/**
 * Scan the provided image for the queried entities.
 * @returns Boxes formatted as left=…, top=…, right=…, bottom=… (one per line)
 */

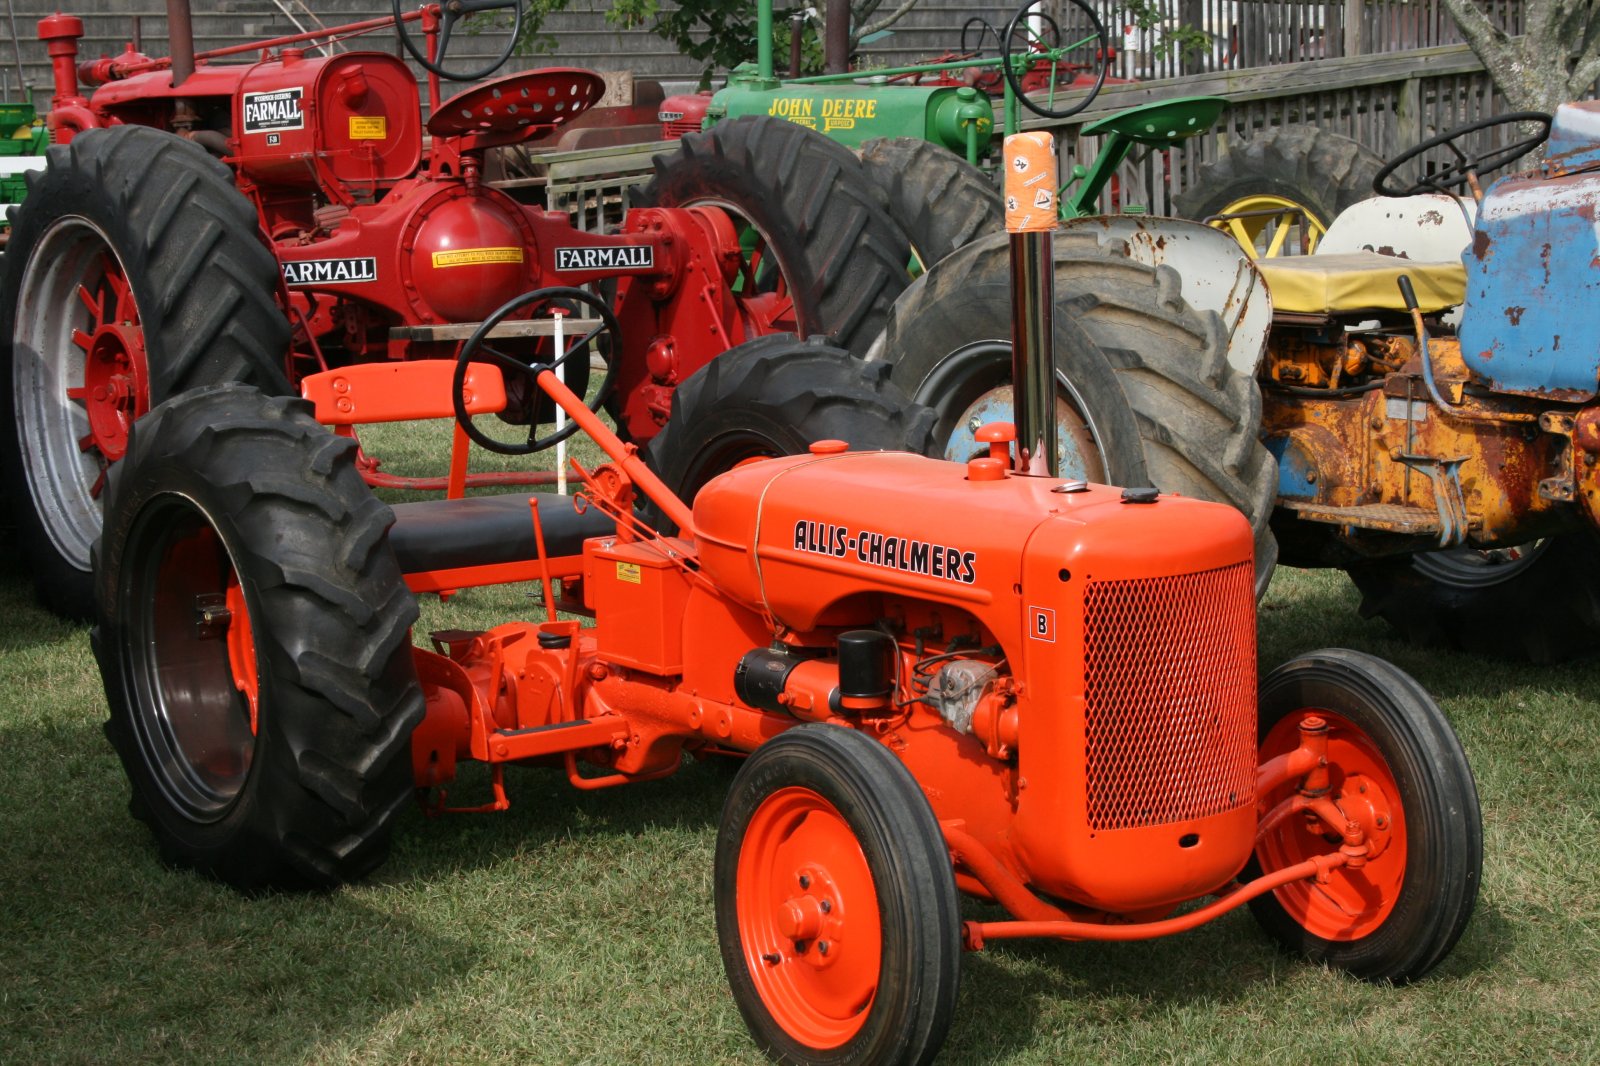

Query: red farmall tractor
left=0, top=0, right=911, bottom=619
left=85, top=128, right=1483, bottom=1066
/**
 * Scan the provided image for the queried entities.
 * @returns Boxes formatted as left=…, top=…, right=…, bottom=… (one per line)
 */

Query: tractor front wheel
left=1248, top=649, right=1481, bottom=982
left=642, top=334, right=934, bottom=529
left=1, top=126, right=291, bottom=620
left=94, top=385, right=423, bottom=890
left=1346, top=533, right=1600, bottom=663
left=869, top=229, right=1278, bottom=595
left=716, top=725, right=962, bottom=1066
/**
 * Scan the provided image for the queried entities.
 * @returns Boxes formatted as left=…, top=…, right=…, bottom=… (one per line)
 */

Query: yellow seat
left=1256, top=252, right=1466, bottom=315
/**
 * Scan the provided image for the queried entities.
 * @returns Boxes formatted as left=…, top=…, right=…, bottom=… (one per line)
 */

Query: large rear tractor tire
left=858, top=138, right=1002, bottom=272
left=1249, top=649, right=1481, bottom=982
left=1175, top=125, right=1385, bottom=257
left=1347, top=534, right=1600, bottom=663
left=639, top=116, right=911, bottom=356
left=1, top=126, right=292, bottom=621
left=869, top=230, right=1278, bottom=595
left=716, top=725, right=962, bottom=1065
left=643, top=334, right=936, bottom=527
left=94, top=385, right=423, bottom=891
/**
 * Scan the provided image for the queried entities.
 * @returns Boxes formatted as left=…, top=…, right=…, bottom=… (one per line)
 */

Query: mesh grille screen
left=1083, top=562, right=1257, bottom=830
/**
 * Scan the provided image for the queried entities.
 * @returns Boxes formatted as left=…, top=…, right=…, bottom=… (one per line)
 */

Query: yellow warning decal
left=348, top=116, right=387, bottom=140
left=616, top=562, right=642, bottom=584
left=431, top=246, right=526, bottom=269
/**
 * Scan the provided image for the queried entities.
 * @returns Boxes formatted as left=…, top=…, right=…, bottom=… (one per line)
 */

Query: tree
left=1440, top=0, right=1600, bottom=113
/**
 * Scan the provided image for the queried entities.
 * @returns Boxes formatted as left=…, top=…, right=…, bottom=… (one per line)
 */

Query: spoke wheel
left=1, top=126, right=290, bottom=621
left=1211, top=193, right=1329, bottom=258
left=717, top=725, right=961, bottom=1066
left=1175, top=125, right=1385, bottom=260
left=1247, top=649, right=1480, bottom=982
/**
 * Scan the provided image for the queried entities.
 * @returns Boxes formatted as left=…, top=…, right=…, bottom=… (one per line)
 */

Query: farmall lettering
left=792, top=518, right=977, bottom=584
left=554, top=245, right=655, bottom=272
left=281, top=257, right=379, bottom=285
left=242, top=88, right=304, bottom=133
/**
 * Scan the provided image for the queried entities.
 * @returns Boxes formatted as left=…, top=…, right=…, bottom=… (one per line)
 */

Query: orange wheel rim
left=736, top=786, right=881, bottom=1048
left=1256, top=710, right=1406, bottom=940
left=224, top=577, right=260, bottom=735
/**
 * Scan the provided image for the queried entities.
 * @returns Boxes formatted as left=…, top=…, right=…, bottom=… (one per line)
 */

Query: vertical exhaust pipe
left=1004, top=132, right=1059, bottom=477
left=165, top=0, right=197, bottom=129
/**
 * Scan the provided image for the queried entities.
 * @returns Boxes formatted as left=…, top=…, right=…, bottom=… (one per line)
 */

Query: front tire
left=1, top=126, right=291, bottom=620
left=870, top=230, right=1278, bottom=594
left=94, top=385, right=423, bottom=890
left=716, top=725, right=962, bottom=1066
left=1249, top=649, right=1481, bottom=982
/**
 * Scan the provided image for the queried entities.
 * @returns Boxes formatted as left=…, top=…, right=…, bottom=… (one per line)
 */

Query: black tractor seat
left=388, top=492, right=616, bottom=575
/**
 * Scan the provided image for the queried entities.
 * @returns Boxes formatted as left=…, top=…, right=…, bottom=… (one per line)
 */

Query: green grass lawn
left=1, top=425, right=1597, bottom=1063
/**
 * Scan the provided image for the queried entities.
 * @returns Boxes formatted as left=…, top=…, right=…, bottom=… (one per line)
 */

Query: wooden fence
left=533, top=39, right=1512, bottom=226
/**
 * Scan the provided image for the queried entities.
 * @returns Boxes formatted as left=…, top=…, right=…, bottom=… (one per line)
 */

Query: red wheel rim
left=64, top=252, right=149, bottom=468
left=1256, top=710, right=1406, bottom=940
left=736, top=786, right=881, bottom=1048
left=225, top=577, right=261, bottom=735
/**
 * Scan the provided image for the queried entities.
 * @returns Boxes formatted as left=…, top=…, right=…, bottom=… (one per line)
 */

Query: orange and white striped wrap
left=1003, top=131, right=1058, bottom=233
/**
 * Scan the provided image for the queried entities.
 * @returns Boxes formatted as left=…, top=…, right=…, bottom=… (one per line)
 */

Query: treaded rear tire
left=858, top=138, right=1002, bottom=270
left=870, top=230, right=1278, bottom=594
left=1347, top=533, right=1600, bottom=663
left=639, top=116, right=911, bottom=356
left=643, top=334, right=935, bottom=529
left=2, top=126, right=291, bottom=621
left=94, top=385, right=422, bottom=890
left=1175, top=125, right=1384, bottom=253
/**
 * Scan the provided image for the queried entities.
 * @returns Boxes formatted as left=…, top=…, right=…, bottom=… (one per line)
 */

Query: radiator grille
left=660, top=118, right=702, bottom=140
left=1083, top=562, right=1257, bottom=831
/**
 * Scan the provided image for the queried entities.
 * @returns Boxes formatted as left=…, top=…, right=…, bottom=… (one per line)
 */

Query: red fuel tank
left=234, top=50, right=422, bottom=189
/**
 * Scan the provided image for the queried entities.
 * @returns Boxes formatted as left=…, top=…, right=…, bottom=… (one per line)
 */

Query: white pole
left=553, top=309, right=568, bottom=495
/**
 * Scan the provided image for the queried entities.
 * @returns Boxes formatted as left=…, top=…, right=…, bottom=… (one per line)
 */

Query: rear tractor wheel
left=857, top=138, right=1002, bottom=272
left=640, top=116, right=911, bottom=356
left=1347, top=533, right=1600, bottom=663
left=643, top=334, right=935, bottom=529
left=1249, top=649, right=1481, bottom=982
left=1175, top=125, right=1384, bottom=257
left=1, top=125, right=291, bottom=620
left=716, top=725, right=962, bottom=1066
left=94, top=385, right=423, bottom=890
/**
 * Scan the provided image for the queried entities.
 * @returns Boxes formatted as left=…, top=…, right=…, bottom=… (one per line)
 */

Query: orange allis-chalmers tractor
left=90, top=144, right=1483, bottom=1064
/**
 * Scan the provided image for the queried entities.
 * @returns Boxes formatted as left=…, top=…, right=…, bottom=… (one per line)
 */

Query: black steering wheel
left=393, top=0, right=523, bottom=82
left=1373, top=111, right=1552, bottom=196
left=961, top=16, right=1001, bottom=55
left=453, top=286, right=621, bottom=456
left=1002, top=0, right=1109, bottom=120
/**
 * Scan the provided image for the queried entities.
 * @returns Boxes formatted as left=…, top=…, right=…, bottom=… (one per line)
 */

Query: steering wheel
left=961, top=16, right=1001, bottom=54
left=393, top=0, right=524, bottom=83
left=1002, top=0, right=1108, bottom=120
left=453, top=286, right=621, bottom=456
left=1373, top=111, right=1552, bottom=197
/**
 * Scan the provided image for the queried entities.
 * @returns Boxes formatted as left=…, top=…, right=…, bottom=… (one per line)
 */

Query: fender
left=1059, top=215, right=1271, bottom=377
